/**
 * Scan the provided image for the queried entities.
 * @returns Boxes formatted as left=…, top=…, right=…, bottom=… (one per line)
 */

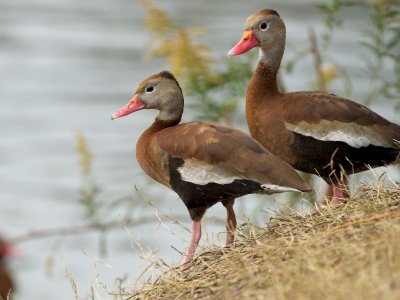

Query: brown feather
left=156, top=121, right=310, bottom=192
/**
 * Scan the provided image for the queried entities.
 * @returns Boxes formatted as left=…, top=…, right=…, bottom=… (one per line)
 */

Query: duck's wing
left=157, top=121, right=311, bottom=192
left=283, top=92, right=400, bottom=149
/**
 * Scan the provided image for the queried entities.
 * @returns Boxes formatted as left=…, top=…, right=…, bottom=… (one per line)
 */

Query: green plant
left=283, top=0, right=354, bottom=95
left=139, top=0, right=253, bottom=123
left=316, top=0, right=354, bottom=48
left=362, top=0, right=400, bottom=106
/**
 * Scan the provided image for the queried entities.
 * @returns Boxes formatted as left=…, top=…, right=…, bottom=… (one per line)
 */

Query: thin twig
left=8, top=215, right=190, bottom=244
left=308, top=27, right=326, bottom=92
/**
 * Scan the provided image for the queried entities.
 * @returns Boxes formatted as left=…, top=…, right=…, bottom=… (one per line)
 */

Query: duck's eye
left=145, top=85, right=155, bottom=93
left=259, top=21, right=269, bottom=31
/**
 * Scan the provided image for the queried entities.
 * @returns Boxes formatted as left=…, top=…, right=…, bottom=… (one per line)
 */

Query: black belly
left=291, top=132, right=399, bottom=183
left=168, top=157, right=264, bottom=220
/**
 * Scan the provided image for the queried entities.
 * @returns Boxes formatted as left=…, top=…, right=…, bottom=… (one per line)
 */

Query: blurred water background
left=0, top=0, right=399, bottom=299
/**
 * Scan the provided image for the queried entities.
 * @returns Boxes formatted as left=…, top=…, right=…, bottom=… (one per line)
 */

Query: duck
left=228, top=9, right=400, bottom=204
left=0, top=238, right=15, bottom=299
left=112, top=71, right=311, bottom=264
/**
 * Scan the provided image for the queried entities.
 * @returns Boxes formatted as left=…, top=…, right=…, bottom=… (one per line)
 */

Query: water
left=0, top=0, right=399, bottom=299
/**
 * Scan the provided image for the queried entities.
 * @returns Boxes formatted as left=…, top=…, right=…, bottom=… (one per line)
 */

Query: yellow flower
left=319, top=63, right=337, bottom=83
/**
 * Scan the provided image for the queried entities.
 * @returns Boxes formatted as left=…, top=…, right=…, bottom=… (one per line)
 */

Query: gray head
left=112, top=71, right=184, bottom=122
left=228, top=9, right=286, bottom=68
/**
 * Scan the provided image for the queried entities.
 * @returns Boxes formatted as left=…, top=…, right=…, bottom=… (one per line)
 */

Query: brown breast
left=136, top=120, right=172, bottom=189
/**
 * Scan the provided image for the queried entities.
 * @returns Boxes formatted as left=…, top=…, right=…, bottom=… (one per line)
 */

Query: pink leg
left=181, top=220, right=201, bottom=265
left=318, top=184, right=348, bottom=208
left=225, top=203, right=237, bottom=246
left=330, top=185, right=347, bottom=204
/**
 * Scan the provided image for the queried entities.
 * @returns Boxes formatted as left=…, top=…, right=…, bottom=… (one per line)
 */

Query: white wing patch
left=178, top=159, right=306, bottom=193
left=178, top=159, right=240, bottom=185
left=261, top=184, right=301, bottom=193
left=285, top=120, right=391, bottom=148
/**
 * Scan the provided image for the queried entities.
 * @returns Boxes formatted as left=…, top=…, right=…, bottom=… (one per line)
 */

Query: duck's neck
left=247, top=52, right=281, bottom=104
left=138, top=117, right=180, bottom=150
left=143, top=117, right=181, bottom=137
left=258, top=46, right=283, bottom=73
left=246, top=48, right=283, bottom=127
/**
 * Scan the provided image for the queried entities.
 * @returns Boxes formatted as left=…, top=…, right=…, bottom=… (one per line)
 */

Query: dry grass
left=128, top=184, right=400, bottom=300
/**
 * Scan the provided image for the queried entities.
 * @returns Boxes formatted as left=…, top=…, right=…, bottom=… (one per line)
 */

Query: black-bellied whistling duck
left=0, top=238, right=14, bottom=299
left=228, top=9, right=400, bottom=204
left=112, top=71, right=311, bottom=264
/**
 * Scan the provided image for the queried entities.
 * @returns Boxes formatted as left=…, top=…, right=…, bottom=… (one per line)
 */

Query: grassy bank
left=129, top=185, right=400, bottom=300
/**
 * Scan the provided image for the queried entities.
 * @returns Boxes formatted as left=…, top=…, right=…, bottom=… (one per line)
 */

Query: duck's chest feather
left=136, top=129, right=171, bottom=189
left=246, top=95, right=296, bottom=164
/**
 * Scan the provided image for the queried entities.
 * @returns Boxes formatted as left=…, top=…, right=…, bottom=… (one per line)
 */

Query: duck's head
left=228, top=9, right=285, bottom=58
left=112, top=71, right=184, bottom=123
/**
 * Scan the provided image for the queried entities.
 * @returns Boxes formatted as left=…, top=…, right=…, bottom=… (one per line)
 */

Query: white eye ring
left=259, top=21, right=269, bottom=31
left=145, top=85, right=155, bottom=93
